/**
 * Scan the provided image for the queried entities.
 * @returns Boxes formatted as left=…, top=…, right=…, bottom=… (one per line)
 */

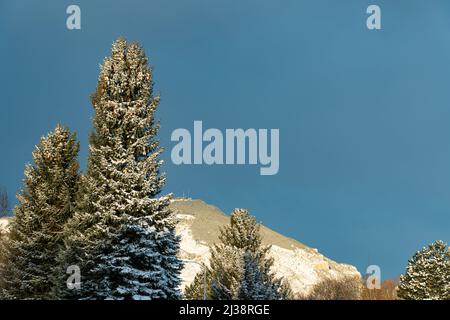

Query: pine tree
left=210, top=244, right=244, bottom=299
left=398, top=240, right=450, bottom=300
left=238, top=251, right=281, bottom=300
left=183, top=263, right=211, bottom=300
left=0, top=125, right=80, bottom=299
left=184, top=209, right=291, bottom=300
left=59, top=38, right=182, bottom=300
left=0, top=226, right=7, bottom=265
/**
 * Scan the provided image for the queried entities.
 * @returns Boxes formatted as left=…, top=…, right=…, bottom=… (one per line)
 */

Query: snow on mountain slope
left=0, top=200, right=361, bottom=296
left=0, top=217, right=8, bottom=230
left=171, top=198, right=361, bottom=295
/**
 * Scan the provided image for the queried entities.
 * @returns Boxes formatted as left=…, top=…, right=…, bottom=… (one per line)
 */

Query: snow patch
left=176, top=218, right=210, bottom=290
left=0, top=218, right=9, bottom=230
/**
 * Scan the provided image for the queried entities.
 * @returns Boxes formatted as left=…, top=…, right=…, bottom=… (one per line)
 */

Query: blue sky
left=1, top=0, right=450, bottom=279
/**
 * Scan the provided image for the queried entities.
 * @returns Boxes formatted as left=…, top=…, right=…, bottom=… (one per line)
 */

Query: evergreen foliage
left=59, top=38, right=182, bottom=300
left=184, top=209, right=292, bottom=300
left=398, top=240, right=450, bottom=300
left=0, top=125, right=80, bottom=299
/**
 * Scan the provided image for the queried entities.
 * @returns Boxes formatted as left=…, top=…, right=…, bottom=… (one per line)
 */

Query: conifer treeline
left=0, top=38, right=293, bottom=300
left=0, top=38, right=182, bottom=300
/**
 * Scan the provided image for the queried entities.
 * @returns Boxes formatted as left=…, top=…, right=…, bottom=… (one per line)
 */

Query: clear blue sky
left=1, top=0, right=450, bottom=279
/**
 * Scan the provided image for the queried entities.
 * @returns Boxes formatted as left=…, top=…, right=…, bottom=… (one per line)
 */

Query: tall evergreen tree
left=398, top=240, right=450, bottom=300
left=0, top=125, right=80, bottom=299
left=185, top=209, right=292, bottom=300
left=60, top=38, right=182, bottom=300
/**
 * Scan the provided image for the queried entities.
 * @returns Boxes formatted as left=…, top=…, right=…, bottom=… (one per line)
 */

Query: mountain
left=172, top=198, right=361, bottom=295
left=0, top=199, right=361, bottom=296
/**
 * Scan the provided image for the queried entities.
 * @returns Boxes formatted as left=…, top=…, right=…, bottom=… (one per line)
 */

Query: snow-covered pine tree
left=0, top=125, right=80, bottom=299
left=184, top=209, right=292, bottom=300
left=238, top=251, right=280, bottom=300
left=398, top=240, right=450, bottom=300
left=210, top=244, right=244, bottom=300
left=0, top=225, right=7, bottom=270
left=60, top=38, right=182, bottom=300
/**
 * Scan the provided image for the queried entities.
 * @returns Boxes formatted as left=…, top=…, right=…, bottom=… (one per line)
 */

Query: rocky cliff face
left=172, top=198, right=361, bottom=296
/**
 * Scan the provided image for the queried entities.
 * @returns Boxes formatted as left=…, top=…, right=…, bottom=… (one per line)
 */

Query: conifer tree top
left=398, top=240, right=450, bottom=300
left=60, top=38, right=182, bottom=300
left=93, top=38, right=155, bottom=105
left=218, top=208, right=265, bottom=252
